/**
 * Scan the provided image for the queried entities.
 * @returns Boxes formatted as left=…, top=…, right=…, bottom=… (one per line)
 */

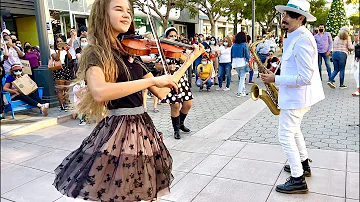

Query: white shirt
left=275, top=26, right=325, bottom=109
left=219, top=46, right=232, bottom=63
left=3, top=47, right=23, bottom=74
left=50, top=47, right=75, bottom=64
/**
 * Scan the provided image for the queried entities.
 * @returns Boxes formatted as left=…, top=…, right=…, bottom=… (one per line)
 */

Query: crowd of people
left=0, top=25, right=88, bottom=122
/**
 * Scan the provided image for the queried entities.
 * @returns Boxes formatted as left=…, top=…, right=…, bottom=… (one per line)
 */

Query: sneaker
left=153, top=108, right=159, bottom=113
left=207, top=88, right=211, bottom=92
left=43, top=103, right=50, bottom=108
left=327, top=81, right=335, bottom=89
left=79, top=119, right=87, bottom=126
left=339, top=85, right=348, bottom=89
left=0, top=115, right=5, bottom=120
left=236, top=92, right=246, bottom=98
left=223, top=87, right=230, bottom=91
left=352, top=91, right=360, bottom=96
left=216, top=87, right=223, bottom=91
left=199, top=88, right=203, bottom=92
left=248, top=81, right=254, bottom=84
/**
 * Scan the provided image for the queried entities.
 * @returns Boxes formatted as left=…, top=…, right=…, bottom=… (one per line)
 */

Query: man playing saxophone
left=260, top=0, right=325, bottom=194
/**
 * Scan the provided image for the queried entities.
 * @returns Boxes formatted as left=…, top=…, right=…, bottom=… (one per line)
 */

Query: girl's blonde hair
left=75, top=0, right=136, bottom=122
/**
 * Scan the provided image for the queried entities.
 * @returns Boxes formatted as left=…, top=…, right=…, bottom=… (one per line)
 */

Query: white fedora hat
left=275, top=0, right=316, bottom=22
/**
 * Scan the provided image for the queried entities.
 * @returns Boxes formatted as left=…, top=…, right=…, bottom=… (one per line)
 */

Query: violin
left=121, top=35, right=214, bottom=60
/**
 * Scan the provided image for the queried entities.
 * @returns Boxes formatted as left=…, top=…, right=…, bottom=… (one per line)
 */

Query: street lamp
left=252, top=0, right=255, bottom=41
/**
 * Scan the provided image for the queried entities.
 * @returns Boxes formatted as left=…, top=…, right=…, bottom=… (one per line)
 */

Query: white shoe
left=216, top=87, right=223, bottom=91
left=223, top=87, right=230, bottom=91
left=236, top=92, right=246, bottom=97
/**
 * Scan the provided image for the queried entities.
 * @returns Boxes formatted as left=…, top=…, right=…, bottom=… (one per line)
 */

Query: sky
left=325, top=0, right=359, bottom=17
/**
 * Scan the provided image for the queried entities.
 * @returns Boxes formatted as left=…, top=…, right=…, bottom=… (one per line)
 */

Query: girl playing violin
left=156, top=27, right=194, bottom=140
left=52, top=0, right=204, bottom=201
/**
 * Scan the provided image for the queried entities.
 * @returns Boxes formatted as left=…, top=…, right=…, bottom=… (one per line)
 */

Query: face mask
left=205, top=49, right=210, bottom=52
left=319, top=29, right=324, bottom=33
left=201, top=61, right=207, bottom=65
left=14, top=71, right=22, bottom=76
left=5, top=40, right=9, bottom=44
left=25, top=45, right=31, bottom=49
left=198, top=37, right=203, bottom=42
left=80, top=42, right=88, bottom=48
left=223, top=42, right=228, bottom=46
left=16, top=44, right=22, bottom=48
left=210, top=40, right=215, bottom=45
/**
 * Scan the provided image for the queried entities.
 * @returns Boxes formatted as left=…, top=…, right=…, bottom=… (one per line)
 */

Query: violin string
left=146, top=0, right=168, bottom=75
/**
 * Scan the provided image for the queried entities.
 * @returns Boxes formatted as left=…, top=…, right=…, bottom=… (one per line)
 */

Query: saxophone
left=250, top=31, right=280, bottom=115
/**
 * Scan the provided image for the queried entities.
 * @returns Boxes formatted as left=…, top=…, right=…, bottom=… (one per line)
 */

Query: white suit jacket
left=275, top=26, right=325, bottom=109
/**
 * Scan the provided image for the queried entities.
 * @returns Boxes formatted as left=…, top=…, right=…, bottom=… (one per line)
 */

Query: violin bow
left=146, top=0, right=169, bottom=75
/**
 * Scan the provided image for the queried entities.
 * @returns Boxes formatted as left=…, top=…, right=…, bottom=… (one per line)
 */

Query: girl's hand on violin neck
left=152, top=75, right=179, bottom=93
left=188, top=44, right=205, bottom=62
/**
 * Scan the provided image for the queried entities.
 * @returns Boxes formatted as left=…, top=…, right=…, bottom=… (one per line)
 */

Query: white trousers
left=354, top=64, right=359, bottom=88
left=278, top=107, right=310, bottom=177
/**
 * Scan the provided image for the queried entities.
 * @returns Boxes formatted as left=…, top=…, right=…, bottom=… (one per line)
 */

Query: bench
left=2, top=74, right=44, bottom=119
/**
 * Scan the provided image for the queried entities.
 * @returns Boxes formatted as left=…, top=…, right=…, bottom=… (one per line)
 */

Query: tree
left=349, top=12, right=360, bottom=28
left=224, top=0, right=252, bottom=33
left=131, top=0, right=188, bottom=30
left=186, top=0, right=229, bottom=36
left=326, top=0, right=347, bottom=37
left=252, top=0, right=287, bottom=33
left=309, top=0, right=329, bottom=27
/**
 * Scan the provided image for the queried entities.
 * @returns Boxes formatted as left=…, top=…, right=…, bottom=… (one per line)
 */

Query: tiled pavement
left=1, top=119, right=359, bottom=202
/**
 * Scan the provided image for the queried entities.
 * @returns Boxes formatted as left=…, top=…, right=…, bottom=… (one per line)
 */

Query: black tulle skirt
left=53, top=107, right=173, bottom=201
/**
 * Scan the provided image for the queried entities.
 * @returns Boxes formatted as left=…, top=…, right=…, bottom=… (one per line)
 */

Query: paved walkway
left=1, top=54, right=359, bottom=202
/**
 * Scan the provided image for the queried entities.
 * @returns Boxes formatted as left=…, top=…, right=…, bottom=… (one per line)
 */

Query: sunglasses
left=13, top=69, right=22, bottom=72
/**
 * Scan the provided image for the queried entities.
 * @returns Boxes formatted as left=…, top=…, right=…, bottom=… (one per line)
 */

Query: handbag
left=48, top=58, right=63, bottom=71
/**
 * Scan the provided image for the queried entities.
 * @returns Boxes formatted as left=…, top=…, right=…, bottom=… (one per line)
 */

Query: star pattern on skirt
left=104, top=174, right=111, bottom=183
left=97, top=165, right=104, bottom=171
left=115, top=179, right=123, bottom=187
left=76, top=156, right=83, bottom=163
left=103, top=150, right=109, bottom=155
left=139, top=150, right=143, bottom=156
left=112, top=144, right=116, bottom=150
left=129, top=144, right=134, bottom=149
left=144, top=135, right=148, bottom=140
left=155, top=154, right=161, bottom=160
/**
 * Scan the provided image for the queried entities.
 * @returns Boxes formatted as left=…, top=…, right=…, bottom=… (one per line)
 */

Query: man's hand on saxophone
left=260, top=69, right=275, bottom=84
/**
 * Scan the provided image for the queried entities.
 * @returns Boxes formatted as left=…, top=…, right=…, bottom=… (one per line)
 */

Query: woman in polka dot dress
left=157, top=27, right=193, bottom=139
left=50, top=36, right=75, bottom=111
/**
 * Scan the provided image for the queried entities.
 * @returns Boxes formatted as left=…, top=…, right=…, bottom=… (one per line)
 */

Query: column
left=215, top=21, right=218, bottom=38
left=225, top=21, right=229, bottom=36
left=33, top=0, right=58, bottom=106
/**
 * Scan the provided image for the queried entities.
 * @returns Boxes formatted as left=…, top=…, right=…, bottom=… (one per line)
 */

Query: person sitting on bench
left=3, top=64, right=49, bottom=116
